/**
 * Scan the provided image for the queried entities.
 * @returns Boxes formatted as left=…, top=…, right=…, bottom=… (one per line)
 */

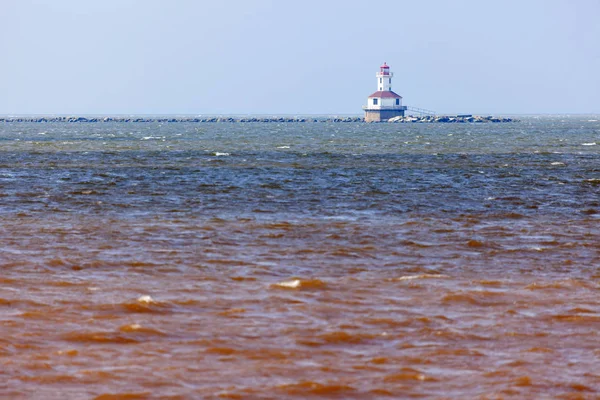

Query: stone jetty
left=0, top=116, right=363, bottom=123
left=0, top=115, right=516, bottom=123
left=387, top=115, right=516, bottom=123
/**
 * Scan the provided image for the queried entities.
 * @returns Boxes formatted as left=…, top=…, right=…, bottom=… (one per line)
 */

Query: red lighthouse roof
left=380, top=62, right=389, bottom=69
left=368, top=90, right=402, bottom=99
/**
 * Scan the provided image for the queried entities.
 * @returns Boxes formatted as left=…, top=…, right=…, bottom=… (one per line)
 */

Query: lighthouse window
left=396, top=99, right=400, bottom=105
left=373, top=99, right=378, bottom=105
left=379, top=78, right=382, bottom=83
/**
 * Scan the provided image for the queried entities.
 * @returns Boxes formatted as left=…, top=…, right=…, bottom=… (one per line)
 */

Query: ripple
left=1, top=117, right=600, bottom=398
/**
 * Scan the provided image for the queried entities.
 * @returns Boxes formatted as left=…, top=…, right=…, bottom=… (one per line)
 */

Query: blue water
left=1, top=116, right=599, bottom=221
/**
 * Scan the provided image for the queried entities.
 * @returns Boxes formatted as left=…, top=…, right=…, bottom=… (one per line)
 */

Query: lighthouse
left=363, top=62, right=407, bottom=122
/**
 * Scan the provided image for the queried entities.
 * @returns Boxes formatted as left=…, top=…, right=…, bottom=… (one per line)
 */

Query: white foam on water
left=137, top=295, right=155, bottom=304
left=581, top=143, right=597, bottom=146
left=277, top=146, right=291, bottom=149
left=551, top=162, right=565, bottom=166
left=214, top=152, right=230, bottom=156
left=275, top=279, right=301, bottom=288
left=395, top=274, right=449, bottom=281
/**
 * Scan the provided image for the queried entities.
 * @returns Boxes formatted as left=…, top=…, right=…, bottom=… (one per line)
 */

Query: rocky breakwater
left=0, top=115, right=516, bottom=123
left=0, top=116, right=365, bottom=123
left=388, top=115, right=516, bottom=123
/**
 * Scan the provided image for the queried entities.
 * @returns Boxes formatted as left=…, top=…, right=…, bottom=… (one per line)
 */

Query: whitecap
left=274, top=279, right=301, bottom=288
left=214, top=152, right=230, bottom=156
left=395, top=274, right=449, bottom=281
left=551, top=162, right=565, bottom=166
left=137, top=295, right=155, bottom=304
left=582, top=143, right=597, bottom=146
left=277, top=146, right=291, bottom=149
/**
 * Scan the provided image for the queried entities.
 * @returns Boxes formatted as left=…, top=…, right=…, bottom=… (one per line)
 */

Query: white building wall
left=367, top=96, right=403, bottom=109
left=376, top=72, right=394, bottom=91
left=381, top=97, right=401, bottom=107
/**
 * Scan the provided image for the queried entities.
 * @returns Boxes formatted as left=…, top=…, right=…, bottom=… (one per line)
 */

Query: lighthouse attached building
left=363, top=63, right=407, bottom=122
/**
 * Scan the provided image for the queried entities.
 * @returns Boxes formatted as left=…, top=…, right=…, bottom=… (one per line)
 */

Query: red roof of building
left=368, top=90, right=402, bottom=99
left=380, top=62, right=389, bottom=69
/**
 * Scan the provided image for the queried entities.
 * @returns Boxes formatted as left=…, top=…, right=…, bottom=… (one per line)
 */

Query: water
left=1, top=116, right=599, bottom=398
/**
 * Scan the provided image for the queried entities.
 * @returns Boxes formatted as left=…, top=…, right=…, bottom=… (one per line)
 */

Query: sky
left=1, top=0, right=599, bottom=115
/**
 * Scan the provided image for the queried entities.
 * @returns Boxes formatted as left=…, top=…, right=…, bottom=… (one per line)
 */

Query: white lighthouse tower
left=363, top=62, right=407, bottom=122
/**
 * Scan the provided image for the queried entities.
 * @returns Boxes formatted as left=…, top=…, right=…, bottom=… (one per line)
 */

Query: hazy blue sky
left=1, top=0, right=599, bottom=115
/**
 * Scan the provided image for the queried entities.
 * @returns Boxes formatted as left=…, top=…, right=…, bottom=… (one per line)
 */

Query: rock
left=0, top=115, right=517, bottom=124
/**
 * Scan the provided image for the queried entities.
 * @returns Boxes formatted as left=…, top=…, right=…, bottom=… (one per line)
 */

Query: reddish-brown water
left=1, top=118, right=599, bottom=398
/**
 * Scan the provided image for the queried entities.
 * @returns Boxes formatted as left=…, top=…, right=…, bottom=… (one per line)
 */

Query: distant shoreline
left=0, top=115, right=517, bottom=123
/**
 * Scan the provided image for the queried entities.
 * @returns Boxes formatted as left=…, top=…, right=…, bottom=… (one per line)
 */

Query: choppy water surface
left=1, top=116, right=599, bottom=399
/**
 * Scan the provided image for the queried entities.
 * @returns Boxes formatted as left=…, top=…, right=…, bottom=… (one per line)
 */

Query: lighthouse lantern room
left=363, top=62, right=407, bottom=122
